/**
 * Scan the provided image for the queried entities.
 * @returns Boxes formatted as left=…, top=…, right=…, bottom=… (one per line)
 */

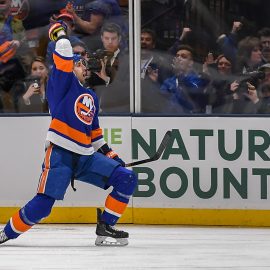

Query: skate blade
left=0, top=240, right=8, bottom=245
left=95, top=236, right=128, bottom=247
left=0, top=239, right=9, bottom=245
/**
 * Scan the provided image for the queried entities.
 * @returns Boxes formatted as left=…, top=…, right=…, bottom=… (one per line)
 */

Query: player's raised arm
left=47, top=21, right=75, bottom=113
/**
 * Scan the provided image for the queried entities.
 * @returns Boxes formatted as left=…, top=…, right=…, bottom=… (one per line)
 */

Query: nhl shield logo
left=74, top=94, right=96, bottom=125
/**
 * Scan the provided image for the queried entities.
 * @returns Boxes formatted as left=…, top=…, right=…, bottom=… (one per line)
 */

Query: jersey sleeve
left=46, top=38, right=74, bottom=114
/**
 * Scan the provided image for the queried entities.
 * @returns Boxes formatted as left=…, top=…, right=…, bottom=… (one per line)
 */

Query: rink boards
left=2, top=207, right=270, bottom=226
left=0, top=116, right=270, bottom=226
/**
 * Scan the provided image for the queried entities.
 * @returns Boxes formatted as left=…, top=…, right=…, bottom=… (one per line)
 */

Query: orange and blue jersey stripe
left=53, top=52, right=73, bottom=72
left=49, top=119, right=91, bottom=146
left=0, top=41, right=16, bottom=63
left=37, top=144, right=53, bottom=194
left=91, top=128, right=103, bottom=142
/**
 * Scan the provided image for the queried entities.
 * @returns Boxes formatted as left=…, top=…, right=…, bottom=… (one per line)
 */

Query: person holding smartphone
left=8, top=56, right=49, bottom=113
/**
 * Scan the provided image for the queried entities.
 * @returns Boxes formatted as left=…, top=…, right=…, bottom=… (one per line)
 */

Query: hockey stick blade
left=125, top=130, right=172, bottom=167
left=152, top=130, right=172, bottom=160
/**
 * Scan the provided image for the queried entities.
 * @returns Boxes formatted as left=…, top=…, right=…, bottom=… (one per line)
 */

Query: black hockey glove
left=97, top=143, right=125, bottom=167
left=112, top=156, right=125, bottom=167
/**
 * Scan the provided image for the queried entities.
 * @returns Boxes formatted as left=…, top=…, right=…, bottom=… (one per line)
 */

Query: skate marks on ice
left=1, top=224, right=270, bottom=269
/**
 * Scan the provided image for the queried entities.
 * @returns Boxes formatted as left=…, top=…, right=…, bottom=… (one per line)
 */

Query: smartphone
left=33, top=79, right=40, bottom=89
left=25, top=76, right=40, bottom=89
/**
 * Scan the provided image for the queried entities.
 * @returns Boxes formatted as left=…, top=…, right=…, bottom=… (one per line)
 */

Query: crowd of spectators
left=139, top=20, right=270, bottom=114
left=0, top=0, right=270, bottom=115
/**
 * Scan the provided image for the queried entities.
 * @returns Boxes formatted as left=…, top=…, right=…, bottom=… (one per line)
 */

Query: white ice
left=1, top=224, right=270, bottom=270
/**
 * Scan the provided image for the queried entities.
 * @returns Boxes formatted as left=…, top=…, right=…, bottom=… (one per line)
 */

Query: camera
left=87, top=49, right=114, bottom=72
left=148, top=63, right=158, bottom=71
left=237, top=71, right=265, bottom=94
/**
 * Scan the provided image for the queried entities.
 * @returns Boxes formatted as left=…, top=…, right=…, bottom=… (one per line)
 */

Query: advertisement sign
left=132, top=117, right=270, bottom=210
left=1, top=116, right=270, bottom=225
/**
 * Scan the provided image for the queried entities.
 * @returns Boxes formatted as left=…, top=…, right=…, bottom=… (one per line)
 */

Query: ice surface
left=0, top=224, right=270, bottom=270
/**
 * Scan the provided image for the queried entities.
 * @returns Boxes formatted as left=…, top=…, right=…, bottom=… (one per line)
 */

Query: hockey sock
left=102, top=166, right=137, bottom=225
left=4, top=194, right=55, bottom=239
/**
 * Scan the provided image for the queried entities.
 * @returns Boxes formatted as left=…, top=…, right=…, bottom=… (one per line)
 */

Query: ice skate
left=0, top=230, right=9, bottom=244
left=95, top=208, right=129, bottom=246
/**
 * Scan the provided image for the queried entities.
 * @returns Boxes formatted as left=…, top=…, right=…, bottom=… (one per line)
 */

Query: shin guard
left=4, top=194, right=55, bottom=239
left=102, top=167, right=137, bottom=225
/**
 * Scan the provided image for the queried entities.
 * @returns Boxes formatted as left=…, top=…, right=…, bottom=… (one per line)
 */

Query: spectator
left=258, top=27, right=270, bottom=64
left=215, top=34, right=263, bottom=114
left=236, top=36, right=263, bottom=74
left=140, top=28, right=172, bottom=113
left=9, top=56, right=49, bottom=113
left=88, top=22, right=130, bottom=113
left=102, top=0, right=128, bottom=49
left=68, top=0, right=124, bottom=23
left=88, top=22, right=123, bottom=87
left=0, top=0, right=26, bottom=111
left=66, top=0, right=110, bottom=35
left=160, top=45, right=210, bottom=114
left=66, top=0, right=127, bottom=51
left=141, top=28, right=170, bottom=83
left=168, top=27, right=192, bottom=56
left=0, top=0, right=26, bottom=71
left=206, top=52, right=264, bottom=114
left=226, top=60, right=265, bottom=114
left=204, top=54, right=236, bottom=113
left=216, top=21, right=243, bottom=69
left=0, top=0, right=25, bottom=64
left=141, top=28, right=158, bottom=79
left=203, top=54, right=233, bottom=77
left=65, top=0, right=108, bottom=51
left=66, top=0, right=87, bottom=19
left=228, top=81, right=261, bottom=114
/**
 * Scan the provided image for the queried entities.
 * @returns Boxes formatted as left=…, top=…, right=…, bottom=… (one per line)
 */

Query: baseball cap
left=55, top=9, right=74, bottom=24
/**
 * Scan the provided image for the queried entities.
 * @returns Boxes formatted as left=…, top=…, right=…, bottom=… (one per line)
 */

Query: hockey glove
left=98, top=143, right=125, bottom=167
left=48, top=21, right=67, bottom=41
left=112, top=155, right=125, bottom=167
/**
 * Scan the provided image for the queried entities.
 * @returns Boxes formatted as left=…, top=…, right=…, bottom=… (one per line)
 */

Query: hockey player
left=0, top=20, right=137, bottom=246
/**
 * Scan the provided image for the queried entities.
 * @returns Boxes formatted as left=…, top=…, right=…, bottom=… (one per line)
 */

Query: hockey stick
left=125, top=130, right=172, bottom=167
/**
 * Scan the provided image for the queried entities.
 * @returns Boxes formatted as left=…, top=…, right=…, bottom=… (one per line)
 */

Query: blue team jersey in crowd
left=46, top=38, right=105, bottom=155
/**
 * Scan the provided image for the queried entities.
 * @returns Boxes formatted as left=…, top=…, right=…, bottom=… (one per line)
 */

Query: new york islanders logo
left=10, top=0, right=30, bottom=20
left=74, top=94, right=96, bottom=125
